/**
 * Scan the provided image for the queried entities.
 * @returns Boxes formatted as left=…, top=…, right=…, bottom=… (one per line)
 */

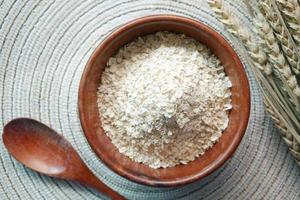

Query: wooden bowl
left=78, top=15, right=250, bottom=187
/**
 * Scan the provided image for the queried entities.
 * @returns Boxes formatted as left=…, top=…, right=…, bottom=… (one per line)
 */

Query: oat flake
left=97, top=32, right=232, bottom=168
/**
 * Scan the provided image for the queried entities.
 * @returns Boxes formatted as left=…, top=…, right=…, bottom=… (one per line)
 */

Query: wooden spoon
left=2, top=118, right=125, bottom=200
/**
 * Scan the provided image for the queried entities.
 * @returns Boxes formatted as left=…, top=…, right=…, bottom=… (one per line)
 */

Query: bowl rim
left=78, top=14, right=250, bottom=187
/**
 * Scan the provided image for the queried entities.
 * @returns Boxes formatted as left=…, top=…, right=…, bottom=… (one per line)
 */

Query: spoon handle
left=77, top=165, right=126, bottom=200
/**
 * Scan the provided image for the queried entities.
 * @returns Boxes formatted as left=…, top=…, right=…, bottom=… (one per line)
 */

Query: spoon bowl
left=3, top=118, right=125, bottom=200
left=4, top=119, right=74, bottom=178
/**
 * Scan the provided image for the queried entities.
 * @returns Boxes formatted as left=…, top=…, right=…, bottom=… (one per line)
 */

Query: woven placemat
left=0, top=0, right=299, bottom=199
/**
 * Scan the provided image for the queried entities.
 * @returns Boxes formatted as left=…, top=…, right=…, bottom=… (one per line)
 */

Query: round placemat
left=0, top=0, right=299, bottom=199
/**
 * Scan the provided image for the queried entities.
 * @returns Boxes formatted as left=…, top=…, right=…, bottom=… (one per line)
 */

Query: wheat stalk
left=257, top=72, right=300, bottom=164
left=259, top=0, right=300, bottom=75
left=275, top=0, right=300, bottom=51
left=263, top=93, right=300, bottom=165
left=209, top=0, right=300, bottom=165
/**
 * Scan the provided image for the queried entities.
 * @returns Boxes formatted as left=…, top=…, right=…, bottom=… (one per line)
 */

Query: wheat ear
left=275, top=0, right=300, bottom=51
left=259, top=0, right=300, bottom=75
left=255, top=13, right=300, bottom=114
left=209, top=0, right=300, bottom=165
left=208, top=0, right=271, bottom=75
left=250, top=49, right=300, bottom=166
left=208, top=0, right=295, bottom=125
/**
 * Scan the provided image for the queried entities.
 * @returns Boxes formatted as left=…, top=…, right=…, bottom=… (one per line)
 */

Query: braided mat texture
left=0, top=0, right=299, bottom=199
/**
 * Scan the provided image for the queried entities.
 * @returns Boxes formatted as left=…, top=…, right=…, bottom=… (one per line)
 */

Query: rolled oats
left=97, top=32, right=232, bottom=168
